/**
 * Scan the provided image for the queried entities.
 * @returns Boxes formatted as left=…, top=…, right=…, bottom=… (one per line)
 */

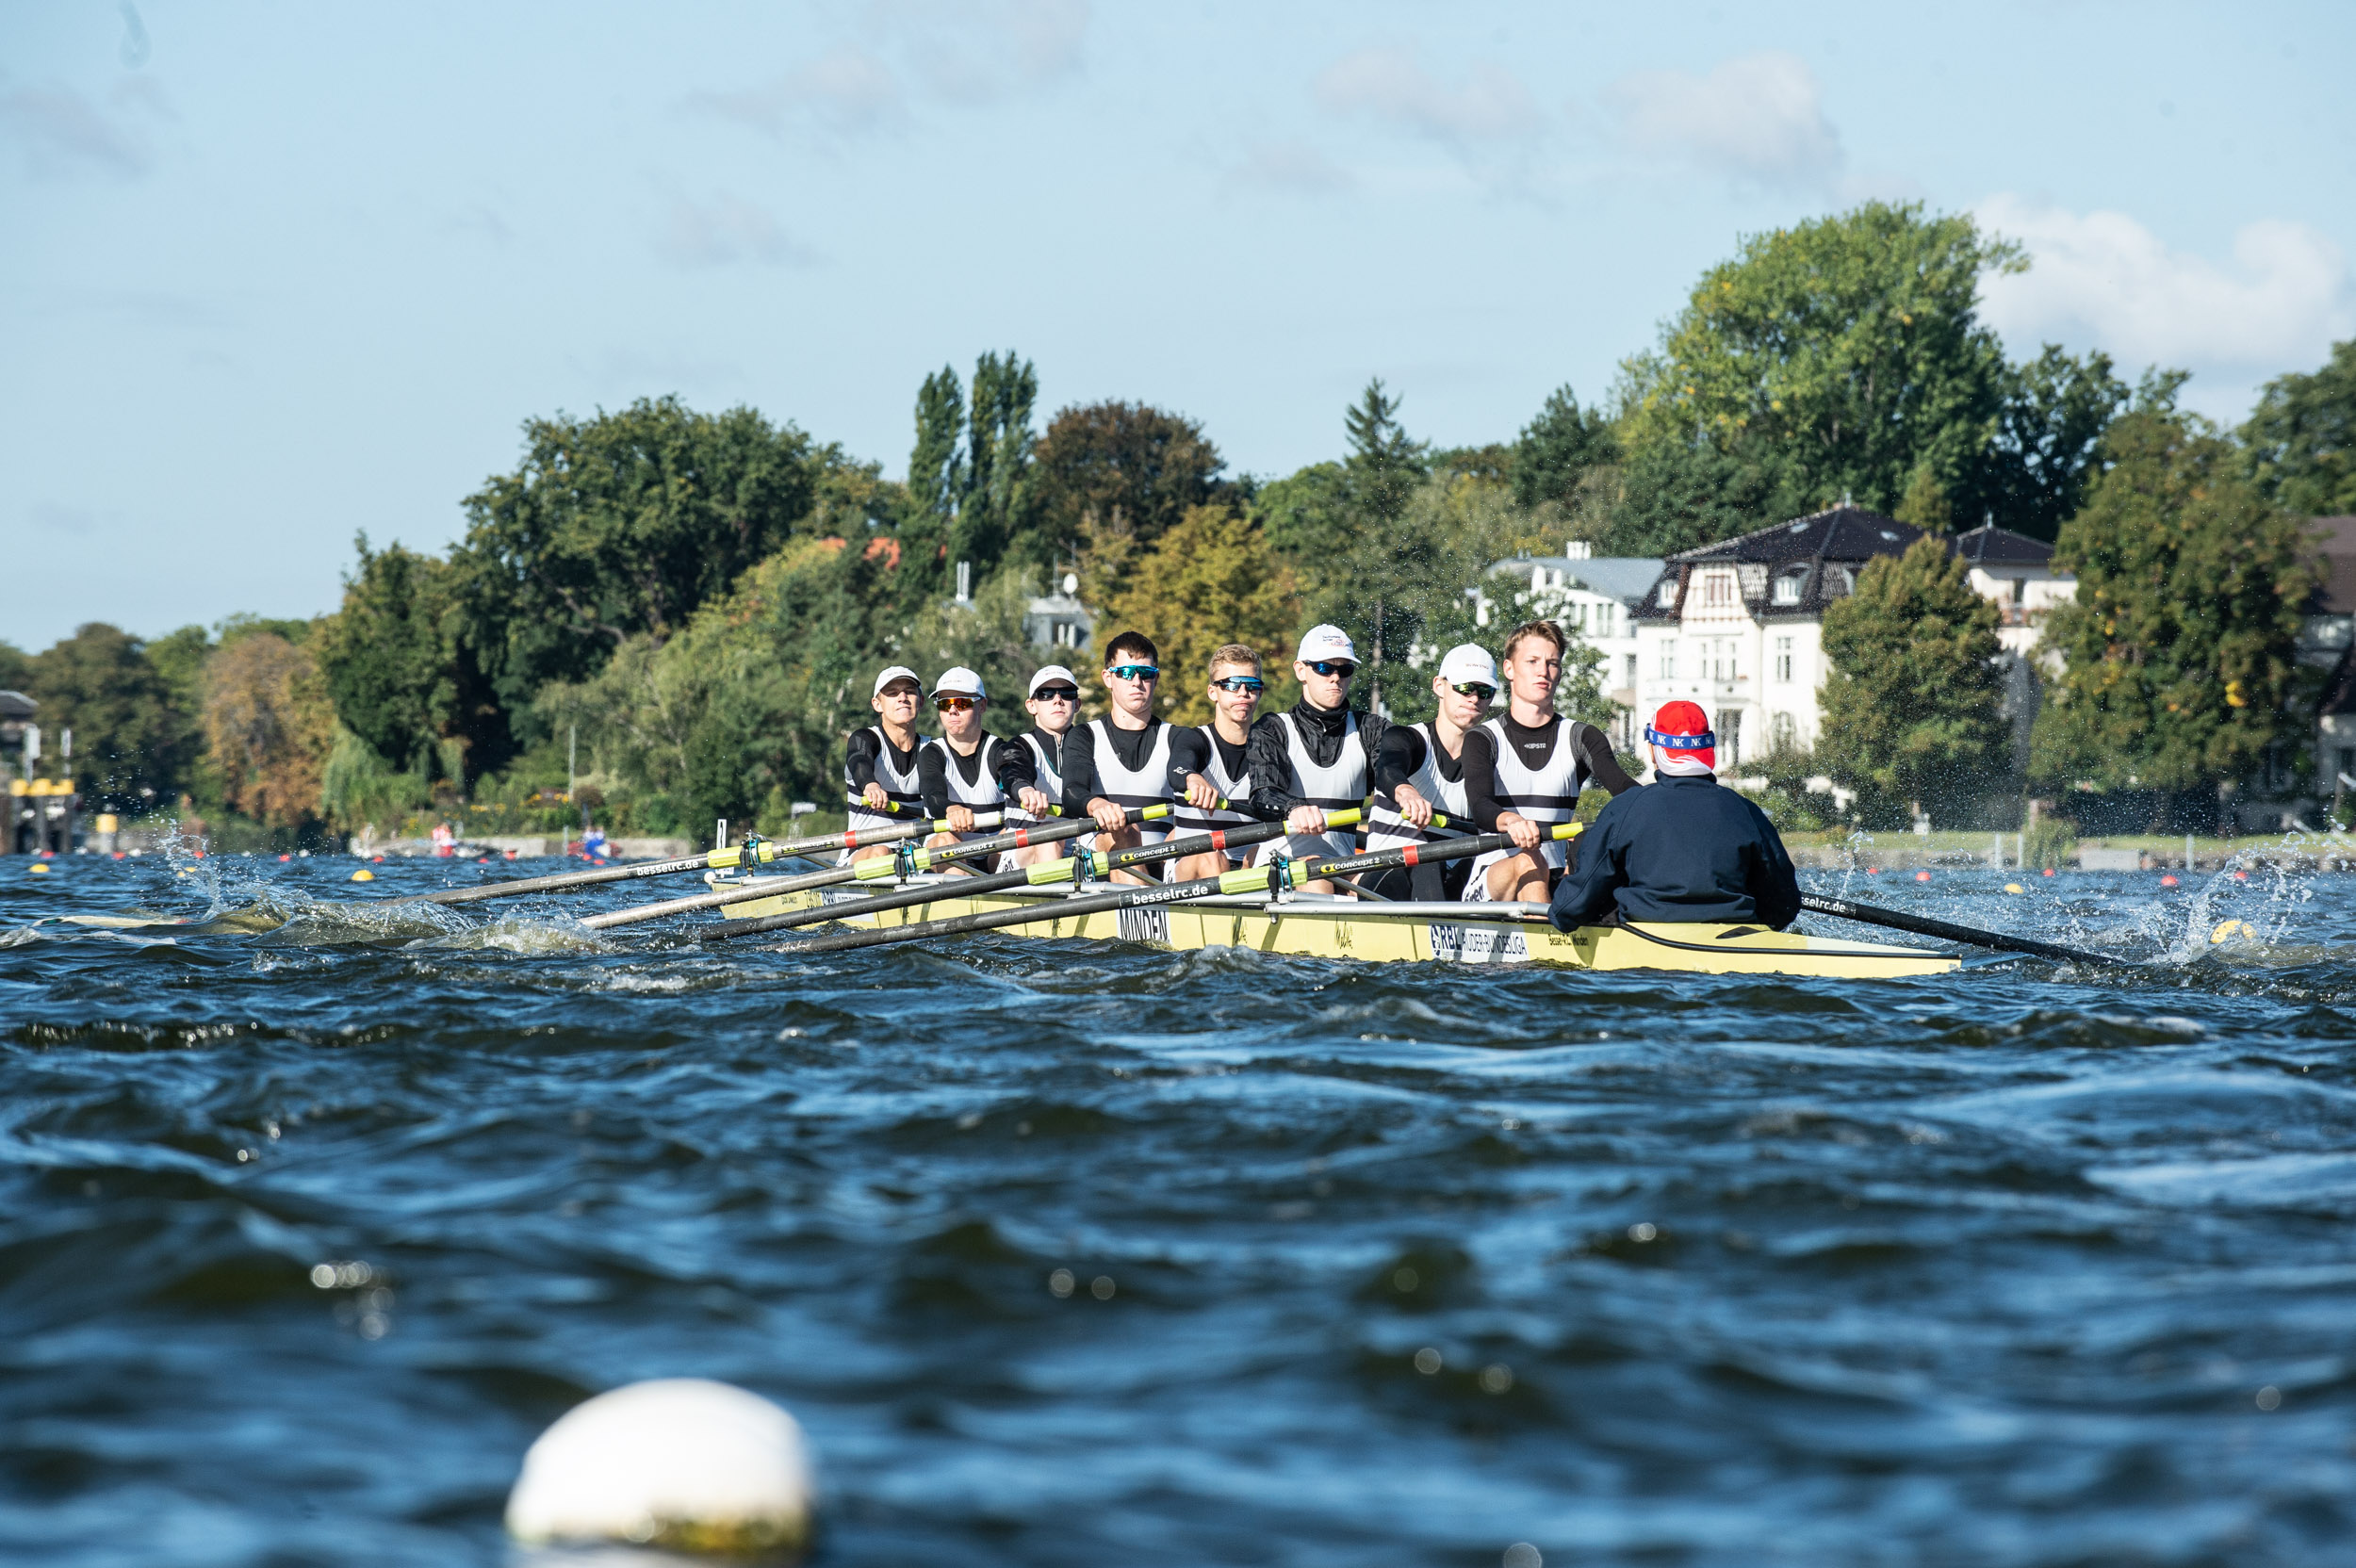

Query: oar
left=698, top=809, right=1341, bottom=941
left=775, top=823, right=1580, bottom=957
left=1800, top=893, right=2122, bottom=967
left=583, top=805, right=1166, bottom=930
left=391, top=797, right=1001, bottom=906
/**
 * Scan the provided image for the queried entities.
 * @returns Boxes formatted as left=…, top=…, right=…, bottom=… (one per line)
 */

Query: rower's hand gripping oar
left=698, top=806, right=1333, bottom=941
left=773, top=822, right=1579, bottom=957
left=390, top=796, right=1025, bottom=906
left=585, top=804, right=1170, bottom=931
left=1799, top=893, right=2123, bottom=967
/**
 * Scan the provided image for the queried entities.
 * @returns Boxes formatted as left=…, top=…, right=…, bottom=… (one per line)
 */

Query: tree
left=2030, top=410, right=2315, bottom=815
left=1578, top=440, right=1780, bottom=558
left=1815, top=535, right=2006, bottom=820
left=1512, top=385, right=1615, bottom=513
left=1964, top=345, right=2132, bottom=541
left=202, top=631, right=335, bottom=827
left=315, top=537, right=509, bottom=785
left=1026, top=400, right=1226, bottom=567
left=1098, top=506, right=1305, bottom=725
left=454, top=395, right=820, bottom=709
left=24, top=624, right=191, bottom=809
left=1616, top=202, right=2020, bottom=519
left=2245, top=337, right=2356, bottom=517
left=0, top=641, right=30, bottom=694
left=1892, top=466, right=1955, bottom=532
left=958, top=350, right=1039, bottom=573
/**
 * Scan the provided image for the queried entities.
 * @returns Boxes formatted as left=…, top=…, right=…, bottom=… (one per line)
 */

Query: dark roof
left=1952, top=522, right=2055, bottom=567
left=2309, top=516, right=2356, bottom=616
left=0, top=691, right=35, bottom=720
left=1669, top=503, right=1932, bottom=566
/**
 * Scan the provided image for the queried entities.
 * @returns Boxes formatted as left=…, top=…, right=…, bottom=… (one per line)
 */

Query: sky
left=5, top=0, right=2353, bottom=650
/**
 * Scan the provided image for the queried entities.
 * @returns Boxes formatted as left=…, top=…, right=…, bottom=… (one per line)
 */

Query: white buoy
left=505, top=1379, right=815, bottom=1558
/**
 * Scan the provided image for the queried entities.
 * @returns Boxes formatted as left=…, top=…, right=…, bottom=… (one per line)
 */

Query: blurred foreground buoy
left=2004, top=883, right=2024, bottom=894
left=506, top=1379, right=814, bottom=1559
left=2211, top=919, right=2250, bottom=945
left=351, top=869, right=374, bottom=882
left=28, top=863, right=48, bottom=874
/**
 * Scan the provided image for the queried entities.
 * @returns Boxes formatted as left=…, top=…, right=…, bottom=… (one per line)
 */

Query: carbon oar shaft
left=393, top=797, right=1003, bottom=906
left=780, top=822, right=1574, bottom=957
left=1800, top=893, right=2120, bottom=966
left=699, top=812, right=1317, bottom=940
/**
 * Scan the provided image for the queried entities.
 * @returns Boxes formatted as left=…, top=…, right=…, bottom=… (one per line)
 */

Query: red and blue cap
left=1644, top=700, right=1716, bottom=768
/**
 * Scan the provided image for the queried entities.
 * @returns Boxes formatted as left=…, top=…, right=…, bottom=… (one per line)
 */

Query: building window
left=1623, top=653, right=1637, bottom=687
left=1771, top=711, right=1796, bottom=750
left=1772, top=572, right=1802, bottom=606
left=2011, top=578, right=2026, bottom=605
left=1566, top=601, right=1587, bottom=630
left=1659, top=641, right=1676, bottom=680
left=1703, top=572, right=1734, bottom=608
left=1657, top=580, right=1677, bottom=608
left=1714, top=710, right=1739, bottom=771
left=1774, top=636, right=1792, bottom=682
left=1595, top=604, right=1612, bottom=637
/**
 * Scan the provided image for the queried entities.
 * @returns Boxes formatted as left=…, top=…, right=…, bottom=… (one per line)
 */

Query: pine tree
left=961, top=350, right=1038, bottom=572
left=908, top=367, right=965, bottom=526
left=1893, top=465, right=1955, bottom=532
left=1815, top=534, right=2005, bottom=820
left=1512, top=384, right=1615, bottom=513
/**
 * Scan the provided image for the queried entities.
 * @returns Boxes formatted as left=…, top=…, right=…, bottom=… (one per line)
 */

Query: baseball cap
left=1027, top=664, right=1080, bottom=696
left=1645, top=700, right=1717, bottom=774
left=1295, top=624, right=1357, bottom=663
left=873, top=665, right=921, bottom=697
left=1437, top=645, right=1498, bottom=688
left=930, top=666, right=986, bottom=700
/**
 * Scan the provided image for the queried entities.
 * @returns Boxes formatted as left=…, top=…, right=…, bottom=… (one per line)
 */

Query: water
left=5, top=851, right=2355, bottom=1566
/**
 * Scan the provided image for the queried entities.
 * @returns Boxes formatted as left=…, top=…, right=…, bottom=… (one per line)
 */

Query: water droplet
left=1048, top=1268, right=1074, bottom=1298
left=1089, top=1275, right=1115, bottom=1300
left=309, top=1264, right=336, bottom=1289
left=1480, top=1364, right=1513, bottom=1394
left=1414, top=1347, right=1442, bottom=1375
left=1628, top=1221, right=1658, bottom=1242
left=1393, top=1266, right=1419, bottom=1293
left=2257, top=1385, right=2282, bottom=1411
left=1503, top=1544, right=1543, bottom=1568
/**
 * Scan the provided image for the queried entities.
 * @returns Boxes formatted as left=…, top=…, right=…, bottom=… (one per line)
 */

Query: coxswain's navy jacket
left=1548, top=775, right=1802, bottom=930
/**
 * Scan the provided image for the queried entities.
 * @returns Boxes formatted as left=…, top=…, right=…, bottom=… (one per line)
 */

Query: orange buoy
left=1914, top=870, right=1931, bottom=882
left=2159, top=874, right=2178, bottom=887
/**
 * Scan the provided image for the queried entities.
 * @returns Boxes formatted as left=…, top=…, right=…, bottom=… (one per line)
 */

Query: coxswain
left=1462, top=619, right=1636, bottom=903
left=1007, top=664, right=1080, bottom=867
left=843, top=665, right=926, bottom=865
left=917, top=667, right=1054, bottom=875
left=1169, top=644, right=1265, bottom=881
left=1058, top=631, right=1221, bottom=885
left=1244, top=624, right=1386, bottom=896
left=1364, top=643, right=1496, bottom=901
left=1551, top=700, right=1800, bottom=930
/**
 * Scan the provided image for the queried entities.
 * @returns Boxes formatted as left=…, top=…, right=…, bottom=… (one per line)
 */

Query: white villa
left=1472, top=545, right=1663, bottom=750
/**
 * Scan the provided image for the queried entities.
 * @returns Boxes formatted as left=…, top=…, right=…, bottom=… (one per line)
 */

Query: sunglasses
left=1106, top=663, right=1160, bottom=682
left=934, top=695, right=980, bottom=712
left=1448, top=681, right=1497, bottom=701
left=1210, top=676, right=1265, bottom=694
left=1031, top=686, right=1079, bottom=703
left=1306, top=661, right=1357, bottom=678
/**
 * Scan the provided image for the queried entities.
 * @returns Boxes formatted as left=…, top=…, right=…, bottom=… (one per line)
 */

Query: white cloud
left=1231, top=139, right=1354, bottom=196
left=1315, top=48, right=1541, bottom=148
left=1976, top=195, right=2354, bottom=374
left=0, top=79, right=170, bottom=179
left=687, top=48, right=904, bottom=143
left=869, top=0, right=1088, bottom=103
left=656, top=194, right=816, bottom=269
left=1602, top=51, right=1841, bottom=190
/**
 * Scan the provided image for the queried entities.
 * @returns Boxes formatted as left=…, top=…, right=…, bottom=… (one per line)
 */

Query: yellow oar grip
left=1326, top=807, right=1364, bottom=828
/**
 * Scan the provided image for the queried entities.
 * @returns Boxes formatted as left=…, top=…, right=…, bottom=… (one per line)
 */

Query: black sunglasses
left=1306, top=661, right=1357, bottom=678
left=1032, top=685, right=1080, bottom=702
left=1448, top=681, right=1497, bottom=701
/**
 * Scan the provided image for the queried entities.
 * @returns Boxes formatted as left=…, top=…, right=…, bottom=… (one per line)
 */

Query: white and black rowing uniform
left=843, top=724, right=925, bottom=860
left=1364, top=721, right=1477, bottom=900
left=1016, top=727, right=1067, bottom=822
left=918, top=733, right=1039, bottom=872
left=1460, top=713, right=1636, bottom=898
left=1170, top=723, right=1255, bottom=866
left=1058, top=717, right=1211, bottom=875
left=1243, top=701, right=1386, bottom=867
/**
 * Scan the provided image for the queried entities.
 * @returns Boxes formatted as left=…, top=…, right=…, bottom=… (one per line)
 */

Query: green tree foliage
left=907, top=366, right=967, bottom=528
left=24, top=624, right=191, bottom=809
left=201, top=631, right=335, bottom=828
left=958, top=351, right=1039, bottom=572
left=1576, top=441, right=1780, bottom=558
left=1098, top=505, right=1304, bottom=725
left=2030, top=410, right=2315, bottom=804
left=2245, top=337, right=2356, bottom=516
left=314, top=536, right=509, bottom=783
left=454, top=395, right=820, bottom=709
left=1027, top=400, right=1226, bottom=567
left=1969, top=346, right=2132, bottom=540
left=1618, top=202, right=2021, bottom=519
left=1512, top=385, right=1615, bottom=513
left=1816, top=535, right=2006, bottom=818
left=1892, top=466, right=1955, bottom=532
left=0, top=641, right=33, bottom=694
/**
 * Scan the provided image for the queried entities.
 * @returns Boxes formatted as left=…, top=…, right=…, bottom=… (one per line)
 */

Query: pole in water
left=506, top=1379, right=816, bottom=1558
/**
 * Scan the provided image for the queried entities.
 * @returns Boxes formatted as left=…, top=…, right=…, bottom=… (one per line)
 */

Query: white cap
left=1027, top=664, right=1079, bottom=696
left=1437, top=644, right=1498, bottom=688
left=1295, top=624, right=1357, bottom=663
left=873, top=665, right=921, bottom=697
left=930, top=666, right=986, bottom=700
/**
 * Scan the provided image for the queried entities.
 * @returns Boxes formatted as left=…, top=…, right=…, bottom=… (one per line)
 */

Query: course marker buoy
left=351, top=869, right=374, bottom=882
left=2042, top=868, right=2055, bottom=877
left=506, top=1379, right=815, bottom=1558
left=2004, top=883, right=2023, bottom=894
left=1865, top=866, right=1878, bottom=874
left=2159, top=874, right=2178, bottom=887
left=2211, top=919, right=2249, bottom=945
left=28, top=863, right=48, bottom=874
left=2233, top=870, right=2249, bottom=881
left=1914, top=870, right=1931, bottom=882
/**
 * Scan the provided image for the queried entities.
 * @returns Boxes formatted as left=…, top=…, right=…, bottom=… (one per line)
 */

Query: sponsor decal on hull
left=1428, top=922, right=1530, bottom=964
left=1118, top=905, right=1171, bottom=946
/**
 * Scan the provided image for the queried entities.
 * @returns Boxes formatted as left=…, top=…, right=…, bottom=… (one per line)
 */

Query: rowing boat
left=711, top=874, right=1960, bottom=978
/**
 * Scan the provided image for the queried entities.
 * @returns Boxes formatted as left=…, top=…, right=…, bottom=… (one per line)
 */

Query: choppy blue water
left=4, top=849, right=2354, bottom=1566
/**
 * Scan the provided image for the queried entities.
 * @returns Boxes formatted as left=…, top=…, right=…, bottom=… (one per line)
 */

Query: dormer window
left=1657, top=580, right=1677, bottom=608
left=1771, top=571, right=1803, bottom=606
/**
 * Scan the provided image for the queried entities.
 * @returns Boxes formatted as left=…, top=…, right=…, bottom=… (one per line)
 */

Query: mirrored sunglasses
left=1106, top=663, right=1160, bottom=682
left=1307, top=661, right=1357, bottom=678
left=1210, top=676, right=1265, bottom=694
left=1448, top=681, right=1497, bottom=701
left=1031, top=685, right=1080, bottom=702
left=934, top=695, right=980, bottom=711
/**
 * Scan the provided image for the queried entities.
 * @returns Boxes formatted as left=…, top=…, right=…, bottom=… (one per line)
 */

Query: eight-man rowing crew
left=844, top=617, right=1802, bottom=935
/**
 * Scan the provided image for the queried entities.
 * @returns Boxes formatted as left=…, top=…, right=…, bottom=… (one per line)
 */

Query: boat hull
left=716, top=882, right=1960, bottom=978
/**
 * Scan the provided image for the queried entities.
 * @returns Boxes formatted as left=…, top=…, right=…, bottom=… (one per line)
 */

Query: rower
left=1462, top=619, right=1636, bottom=903
left=1364, top=644, right=1495, bottom=902
left=1550, top=701, right=1801, bottom=930
left=843, top=665, right=926, bottom=865
left=1058, top=631, right=1220, bottom=886
left=1007, top=664, right=1080, bottom=868
left=917, top=667, right=1054, bottom=875
left=1169, top=644, right=1264, bottom=881
left=1245, top=624, right=1387, bottom=896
